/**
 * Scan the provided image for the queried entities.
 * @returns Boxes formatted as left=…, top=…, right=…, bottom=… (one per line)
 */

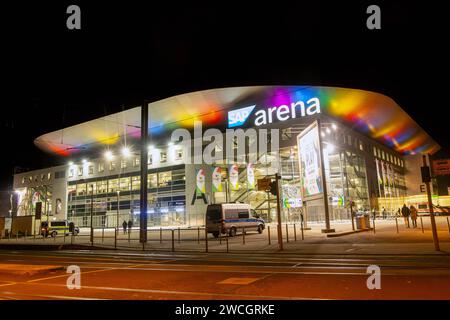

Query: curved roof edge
left=34, top=85, right=440, bottom=156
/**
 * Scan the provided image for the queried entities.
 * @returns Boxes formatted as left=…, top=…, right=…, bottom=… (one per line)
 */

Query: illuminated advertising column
left=297, top=120, right=335, bottom=233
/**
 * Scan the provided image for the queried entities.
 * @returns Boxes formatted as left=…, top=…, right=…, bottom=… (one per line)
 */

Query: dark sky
left=1, top=1, right=449, bottom=190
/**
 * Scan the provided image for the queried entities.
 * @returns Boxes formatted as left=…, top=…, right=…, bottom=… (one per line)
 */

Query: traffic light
left=269, top=181, right=278, bottom=196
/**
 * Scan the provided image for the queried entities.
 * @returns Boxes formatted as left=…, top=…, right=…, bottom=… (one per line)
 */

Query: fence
left=2, top=216, right=449, bottom=252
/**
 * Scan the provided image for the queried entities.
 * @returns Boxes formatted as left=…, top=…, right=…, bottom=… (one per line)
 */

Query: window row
left=21, top=172, right=52, bottom=185
left=373, top=147, right=404, bottom=167
left=68, top=149, right=184, bottom=178
left=68, top=170, right=186, bottom=197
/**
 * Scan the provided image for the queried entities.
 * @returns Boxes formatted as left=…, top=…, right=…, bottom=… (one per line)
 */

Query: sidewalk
left=1, top=217, right=449, bottom=255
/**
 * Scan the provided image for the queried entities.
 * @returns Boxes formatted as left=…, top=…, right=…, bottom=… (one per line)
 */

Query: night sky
left=1, top=1, right=449, bottom=190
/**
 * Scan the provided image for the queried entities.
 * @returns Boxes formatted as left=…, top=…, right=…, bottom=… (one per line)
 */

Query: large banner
left=282, top=184, right=302, bottom=208
left=247, top=163, right=255, bottom=190
left=212, top=167, right=222, bottom=192
left=229, top=164, right=240, bottom=191
left=195, top=168, right=206, bottom=195
left=297, top=121, right=323, bottom=197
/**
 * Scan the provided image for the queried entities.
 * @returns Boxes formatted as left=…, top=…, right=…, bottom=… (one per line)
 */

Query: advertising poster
left=297, top=122, right=323, bottom=197
left=211, top=167, right=222, bottom=192
left=195, top=168, right=206, bottom=195
left=247, top=163, right=255, bottom=190
left=229, top=164, right=240, bottom=191
left=282, top=184, right=303, bottom=208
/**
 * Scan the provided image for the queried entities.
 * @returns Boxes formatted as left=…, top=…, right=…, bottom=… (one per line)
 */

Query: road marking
left=0, top=282, right=17, bottom=288
left=217, top=277, right=261, bottom=285
left=20, top=282, right=327, bottom=300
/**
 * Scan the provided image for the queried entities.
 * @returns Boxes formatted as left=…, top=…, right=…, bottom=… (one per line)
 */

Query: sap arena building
left=12, top=86, right=443, bottom=230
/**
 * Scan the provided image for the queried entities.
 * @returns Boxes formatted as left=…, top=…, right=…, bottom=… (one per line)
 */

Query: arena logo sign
left=228, top=97, right=321, bottom=128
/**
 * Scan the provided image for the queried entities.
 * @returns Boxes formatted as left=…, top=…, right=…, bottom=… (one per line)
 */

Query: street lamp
left=104, top=150, right=113, bottom=161
left=122, top=146, right=131, bottom=158
left=89, top=184, right=94, bottom=244
left=116, top=190, right=120, bottom=230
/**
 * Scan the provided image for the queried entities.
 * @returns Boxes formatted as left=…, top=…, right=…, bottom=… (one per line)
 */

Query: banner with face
left=196, top=168, right=206, bottom=195
left=212, top=167, right=222, bottom=192
left=229, top=164, right=240, bottom=191
left=247, top=163, right=255, bottom=190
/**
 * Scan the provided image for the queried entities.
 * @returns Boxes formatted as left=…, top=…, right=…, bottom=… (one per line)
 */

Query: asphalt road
left=0, top=250, right=450, bottom=300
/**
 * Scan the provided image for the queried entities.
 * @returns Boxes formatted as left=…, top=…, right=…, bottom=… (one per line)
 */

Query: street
left=1, top=249, right=450, bottom=300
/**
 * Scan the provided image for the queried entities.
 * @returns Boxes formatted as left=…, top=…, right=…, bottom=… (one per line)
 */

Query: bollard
left=71, top=233, right=74, bottom=245
left=285, top=224, right=289, bottom=243
left=447, top=217, right=450, bottom=234
left=420, top=216, right=424, bottom=233
left=395, top=217, right=399, bottom=233
left=178, top=227, right=181, bottom=244
left=128, top=228, right=131, bottom=244
left=160, top=227, right=163, bottom=244
left=171, top=229, right=175, bottom=252
left=242, top=227, right=245, bottom=245
left=205, top=228, right=208, bottom=253
left=197, top=227, right=200, bottom=244
left=373, top=218, right=376, bottom=234
left=102, top=228, right=105, bottom=243
left=219, top=232, right=222, bottom=245
left=226, top=234, right=229, bottom=253
left=301, top=221, right=304, bottom=240
left=268, top=225, right=271, bottom=245
left=294, top=223, right=297, bottom=241
left=63, top=232, right=66, bottom=243
left=114, top=228, right=117, bottom=249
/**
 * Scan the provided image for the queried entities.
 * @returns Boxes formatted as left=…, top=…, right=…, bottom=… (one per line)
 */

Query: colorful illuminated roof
left=34, top=86, right=440, bottom=156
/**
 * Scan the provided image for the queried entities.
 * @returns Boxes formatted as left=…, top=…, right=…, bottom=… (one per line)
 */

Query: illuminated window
left=98, top=162, right=105, bottom=173
left=133, top=157, right=140, bottom=167
left=88, top=165, right=94, bottom=175
left=78, top=167, right=83, bottom=176
left=160, top=151, right=167, bottom=163
left=175, top=149, right=183, bottom=160
left=121, top=159, right=127, bottom=169
left=132, top=176, right=140, bottom=191
left=109, top=161, right=116, bottom=171
left=40, top=173, right=45, bottom=180
left=21, top=177, right=26, bottom=184
left=377, top=148, right=381, bottom=158
left=382, top=151, right=385, bottom=160
left=96, top=180, right=107, bottom=194
left=158, top=171, right=172, bottom=187
left=373, top=147, right=377, bottom=157
left=108, top=179, right=118, bottom=193
left=119, top=177, right=130, bottom=192
left=47, top=172, right=51, bottom=180
left=69, top=169, right=74, bottom=178
left=148, top=173, right=157, bottom=188
left=359, top=141, right=363, bottom=151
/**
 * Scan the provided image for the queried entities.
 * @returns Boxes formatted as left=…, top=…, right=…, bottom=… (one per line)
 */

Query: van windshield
left=206, top=205, right=221, bottom=220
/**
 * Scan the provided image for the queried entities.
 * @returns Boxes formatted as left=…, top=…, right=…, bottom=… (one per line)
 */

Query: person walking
left=382, top=207, right=387, bottom=219
left=410, top=205, right=418, bottom=228
left=122, top=220, right=127, bottom=234
left=401, top=204, right=410, bottom=228
left=127, top=219, right=133, bottom=234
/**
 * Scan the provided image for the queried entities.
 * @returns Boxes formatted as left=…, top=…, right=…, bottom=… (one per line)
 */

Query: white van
left=205, top=203, right=265, bottom=237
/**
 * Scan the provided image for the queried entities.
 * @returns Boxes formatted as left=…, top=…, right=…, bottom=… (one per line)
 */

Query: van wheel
left=257, top=225, right=263, bottom=234
left=212, top=232, right=219, bottom=238
left=229, top=227, right=236, bottom=237
left=51, top=231, right=57, bottom=238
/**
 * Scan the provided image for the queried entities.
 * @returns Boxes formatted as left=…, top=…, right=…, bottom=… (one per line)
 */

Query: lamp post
left=89, top=184, right=94, bottom=244
left=116, top=190, right=120, bottom=230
